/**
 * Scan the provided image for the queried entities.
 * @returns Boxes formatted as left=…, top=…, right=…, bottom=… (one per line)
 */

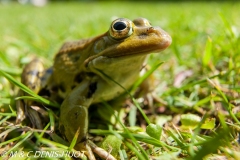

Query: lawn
left=0, top=1, right=240, bottom=160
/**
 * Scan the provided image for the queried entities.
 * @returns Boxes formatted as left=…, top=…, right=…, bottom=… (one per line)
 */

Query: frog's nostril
left=113, top=21, right=127, bottom=31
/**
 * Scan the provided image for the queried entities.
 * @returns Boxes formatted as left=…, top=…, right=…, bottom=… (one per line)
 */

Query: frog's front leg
left=59, top=79, right=96, bottom=160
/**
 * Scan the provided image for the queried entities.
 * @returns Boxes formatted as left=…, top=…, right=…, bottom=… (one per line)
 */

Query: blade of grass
left=48, top=109, right=55, bottom=132
left=207, top=78, right=240, bottom=124
left=0, top=66, right=21, bottom=75
left=124, top=141, right=146, bottom=160
left=165, top=129, right=187, bottom=149
left=202, top=37, right=212, bottom=68
left=0, top=112, right=16, bottom=116
left=0, top=127, right=18, bottom=140
left=219, top=12, right=237, bottom=51
left=37, top=137, right=69, bottom=149
left=39, top=122, right=51, bottom=138
left=50, top=133, right=70, bottom=146
left=0, top=115, right=12, bottom=125
left=8, top=105, right=15, bottom=113
left=129, top=104, right=137, bottom=127
left=0, top=133, right=23, bottom=146
left=130, top=61, right=164, bottom=92
left=4, top=131, right=33, bottom=155
left=188, top=113, right=208, bottom=156
left=188, top=127, right=230, bottom=160
left=0, top=69, right=60, bottom=108
left=69, top=127, right=81, bottom=150
left=163, top=70, right=231, bottom=96
left=90, top=129, right=179, bottom=151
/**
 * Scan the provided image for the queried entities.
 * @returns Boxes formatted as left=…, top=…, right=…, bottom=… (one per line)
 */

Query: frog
left=16, top=17, right=172, bottom=159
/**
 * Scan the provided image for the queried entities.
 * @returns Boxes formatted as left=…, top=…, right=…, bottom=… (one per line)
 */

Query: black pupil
left=113, top=21, right=127, bottom=31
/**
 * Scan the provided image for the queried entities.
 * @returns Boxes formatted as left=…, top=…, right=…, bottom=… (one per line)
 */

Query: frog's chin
left=87, top=53, right=146, bottom=70
left=84, top=47, right=161, bottom=68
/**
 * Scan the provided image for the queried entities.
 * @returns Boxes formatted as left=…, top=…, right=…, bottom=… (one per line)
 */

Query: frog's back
left=49, top=38, right=94, bottom=97
left=58, top=39, right=89, bottom=54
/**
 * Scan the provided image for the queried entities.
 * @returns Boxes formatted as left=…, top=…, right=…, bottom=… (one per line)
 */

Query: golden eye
left=109, top=18, right=133, bottom=40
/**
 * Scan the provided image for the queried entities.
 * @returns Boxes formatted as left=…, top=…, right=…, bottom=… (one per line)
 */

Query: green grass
left=1, top=1, right=240, bottom=160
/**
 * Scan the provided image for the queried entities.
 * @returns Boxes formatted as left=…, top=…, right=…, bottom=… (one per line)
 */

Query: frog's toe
left=88, top=140, right=116, bottom=160
left=16, top=100, right=26, bottom=124
left=75, top=142, right=96, bottom=160
left=26, top=107, right=43, bottom=129
left=75, top=140, right=116, bottom=160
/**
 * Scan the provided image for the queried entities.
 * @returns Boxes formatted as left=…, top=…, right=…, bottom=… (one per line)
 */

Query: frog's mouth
left=108, top=40, right=171, bottom=58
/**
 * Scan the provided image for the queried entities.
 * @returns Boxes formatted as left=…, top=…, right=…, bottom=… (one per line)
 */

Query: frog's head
left=84, top=17, right=171, bottom=76
left=106, top=17, right=171, bottom=57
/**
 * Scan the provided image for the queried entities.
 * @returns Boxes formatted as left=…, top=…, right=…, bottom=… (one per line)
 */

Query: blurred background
left=0, top=1, right=239, bottom=67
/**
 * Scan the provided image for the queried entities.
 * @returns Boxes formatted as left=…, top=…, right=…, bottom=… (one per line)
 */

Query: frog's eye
left=110, top=18, right=133, bottom=40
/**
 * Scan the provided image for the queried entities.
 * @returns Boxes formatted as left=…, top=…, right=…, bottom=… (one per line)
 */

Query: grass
left=0, top=1, right=240, bottom=160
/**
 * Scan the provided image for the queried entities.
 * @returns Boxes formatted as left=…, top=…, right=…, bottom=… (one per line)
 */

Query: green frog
left=17, top=18, right=171, bottom=159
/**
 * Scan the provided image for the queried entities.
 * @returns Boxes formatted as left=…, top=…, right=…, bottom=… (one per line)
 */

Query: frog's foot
left=88, top=140, right=116, bottom=160
left=75, top=140, right=116, bottom=160
left=75, top=141, right=96, bottom=160
left=16, top=104, right=43, bottom=129
left=26, top=106, right=43, bottom=129
left=16, top=98, right=49, bottom=129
